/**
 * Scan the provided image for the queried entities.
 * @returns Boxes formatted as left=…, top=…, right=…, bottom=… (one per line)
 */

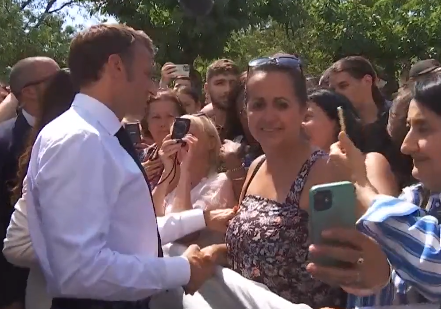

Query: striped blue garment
left=347, top=183, right=441, bottom=307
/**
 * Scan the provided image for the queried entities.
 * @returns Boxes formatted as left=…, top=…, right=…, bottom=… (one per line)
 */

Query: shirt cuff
left=180, top=208, right=206, bottom=232
left=163, top=256, right=191, bottom=287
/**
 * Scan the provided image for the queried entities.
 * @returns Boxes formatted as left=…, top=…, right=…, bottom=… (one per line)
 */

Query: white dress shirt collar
left=71, top=93, right=121, bottom=136
left=21, top=109, right=35, bottom=127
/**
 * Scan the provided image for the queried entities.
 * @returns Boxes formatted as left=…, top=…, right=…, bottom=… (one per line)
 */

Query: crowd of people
left=1, top=22, right=441, bottom=309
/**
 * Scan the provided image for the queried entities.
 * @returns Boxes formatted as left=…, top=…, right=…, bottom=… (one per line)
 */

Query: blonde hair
left=183, top=114, right=221, bottom=175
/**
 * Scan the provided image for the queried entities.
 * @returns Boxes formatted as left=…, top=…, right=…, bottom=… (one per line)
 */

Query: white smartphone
left=174, top=64, right=190, bottom=77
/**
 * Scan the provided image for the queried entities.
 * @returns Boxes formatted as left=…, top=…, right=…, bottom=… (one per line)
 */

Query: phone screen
left=125, top=122, right=141, bottom=144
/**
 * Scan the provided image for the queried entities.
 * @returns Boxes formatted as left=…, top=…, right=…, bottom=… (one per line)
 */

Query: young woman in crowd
left=303, top=88, right=399, bottom=195
left=140, top=90, right=186, bottom=188
left=174, top=86, right=201, bottom=114
left=205, top=55, right=348, bottom=308
left=221, top=71, right=263, bottom=200
left=325, top=56, right=412, bottom=188
left=152, top=114, right=235, bottom=245
left=308, top=73, right=441, bottom=307
left=3, top=69, right=78, bottom=309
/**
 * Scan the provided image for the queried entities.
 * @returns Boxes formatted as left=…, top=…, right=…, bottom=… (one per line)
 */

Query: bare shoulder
left=308, top=154, right=345, bottom=184
left=365, top=152, right=390, bottom=167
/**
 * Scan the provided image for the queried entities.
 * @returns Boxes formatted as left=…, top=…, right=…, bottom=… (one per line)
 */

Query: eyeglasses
left=248, top=56, right=303, bottom=73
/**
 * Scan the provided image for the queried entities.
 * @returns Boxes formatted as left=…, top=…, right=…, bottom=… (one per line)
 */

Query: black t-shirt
left=361, top=103, right=415, bottom=188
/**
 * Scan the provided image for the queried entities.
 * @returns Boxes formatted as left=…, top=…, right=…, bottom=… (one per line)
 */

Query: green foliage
left=1, top=0, right=440, bottom=88
left=96, top=0, right=257, bottom=65
left=0, top=0, right=77, bottom=81
left=222, top=0, right=441, bottom=83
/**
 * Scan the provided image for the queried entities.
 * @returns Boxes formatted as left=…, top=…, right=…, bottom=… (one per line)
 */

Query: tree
left=0, top=0, right=80, bottom=80
left=306, top=0, right=441, bottom=87
left=95, top=0, right=311, bottom=65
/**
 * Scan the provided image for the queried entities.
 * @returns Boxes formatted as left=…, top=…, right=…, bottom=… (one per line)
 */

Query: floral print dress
left=225, top=150, right=346, bottom=308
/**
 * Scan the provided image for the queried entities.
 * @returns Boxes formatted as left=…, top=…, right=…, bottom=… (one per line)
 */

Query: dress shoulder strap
left=242, top=156, right=266, bottom=197
left=286, top=150, right=327, bottom=205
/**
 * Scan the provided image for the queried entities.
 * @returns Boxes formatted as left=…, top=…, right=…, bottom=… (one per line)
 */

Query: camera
left=171, top=117, right=191, bottom=141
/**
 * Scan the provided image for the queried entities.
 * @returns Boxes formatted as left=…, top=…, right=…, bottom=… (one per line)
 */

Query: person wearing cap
left=0, top=56, right=59, bottom=309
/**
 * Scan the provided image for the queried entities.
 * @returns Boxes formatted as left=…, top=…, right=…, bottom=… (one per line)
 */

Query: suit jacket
left=0, top=111, right=32, bottom=307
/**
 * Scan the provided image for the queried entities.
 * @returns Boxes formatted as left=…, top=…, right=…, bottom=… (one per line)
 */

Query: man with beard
left=201, top=59, right=239, bottom=140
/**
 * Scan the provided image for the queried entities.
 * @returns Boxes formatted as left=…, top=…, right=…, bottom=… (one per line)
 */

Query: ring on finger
left=356, top=257, right=364, bottom=265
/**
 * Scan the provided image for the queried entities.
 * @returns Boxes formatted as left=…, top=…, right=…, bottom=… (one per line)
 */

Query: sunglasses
left=248, top=56, right=303, bottom=73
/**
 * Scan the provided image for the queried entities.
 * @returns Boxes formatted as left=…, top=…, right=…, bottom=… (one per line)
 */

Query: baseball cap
left=409, top=59, right=440, bottom=79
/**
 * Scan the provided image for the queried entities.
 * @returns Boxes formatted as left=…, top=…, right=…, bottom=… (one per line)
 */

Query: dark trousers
left=51, top=298, right=150, bottom=309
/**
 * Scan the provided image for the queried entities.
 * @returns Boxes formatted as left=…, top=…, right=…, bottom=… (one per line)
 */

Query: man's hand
left=204, top=208, right=238, bottom=233
left=182, top=244, right=215, bottom=295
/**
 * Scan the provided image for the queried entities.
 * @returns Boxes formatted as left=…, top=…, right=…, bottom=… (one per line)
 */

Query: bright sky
left=63, top=4, right=117, bottom=28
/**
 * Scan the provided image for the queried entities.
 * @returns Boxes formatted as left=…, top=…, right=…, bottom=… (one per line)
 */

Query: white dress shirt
left=3, top=176, right=207, bottom=309
left=21, top=108, right=35, bottom=126
left=25, top=93, right=204, bottom=301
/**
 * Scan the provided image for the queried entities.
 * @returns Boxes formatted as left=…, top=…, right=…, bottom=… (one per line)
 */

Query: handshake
left=181, top=243, right=223, bottom=295
left=179, top=208, right=237, bottom=295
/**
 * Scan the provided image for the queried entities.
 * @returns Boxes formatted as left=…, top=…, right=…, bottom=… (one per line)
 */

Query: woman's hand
left=201, top=244, right=228, bottom=266
left=307, top=227, right=390, bottom=295
left=179, top=134, right=198, bottom=173
left=135, top=138, right=151, bottom=151
left=220, top=139, right=244, bottom=169
left=330, top=131, right=379, bottom=216
left=158, top=134, right=182, bottom=171
left=142, top=158, right=163, bottom=181
left=329, top=131, right=368, bottom=186
left=160, top=62, right=177, bottom=87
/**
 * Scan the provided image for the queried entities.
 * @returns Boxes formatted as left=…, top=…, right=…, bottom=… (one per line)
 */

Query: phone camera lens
left=314, top=190, right=333, bottom=212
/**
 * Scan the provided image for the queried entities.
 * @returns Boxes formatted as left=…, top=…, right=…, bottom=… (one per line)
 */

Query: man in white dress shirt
left=25, top=24, right=217, bottom=309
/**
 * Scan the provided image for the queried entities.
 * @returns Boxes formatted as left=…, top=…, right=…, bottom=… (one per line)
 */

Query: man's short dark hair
left=68, top=24, right=154, bottom=88
left=206, top=59, right=239, bottom=81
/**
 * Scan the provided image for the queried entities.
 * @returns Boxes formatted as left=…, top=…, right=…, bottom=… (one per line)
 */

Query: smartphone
left=309, top=181, right=356, bottom=267
left=125, top=122, right=142, bottom=144
left=174, top=64, right=190, bottom=77
left=171, top=117, right=191, bottom=141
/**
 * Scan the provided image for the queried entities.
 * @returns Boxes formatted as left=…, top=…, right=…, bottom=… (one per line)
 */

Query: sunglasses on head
left=248, top=56, right=302, bottom=73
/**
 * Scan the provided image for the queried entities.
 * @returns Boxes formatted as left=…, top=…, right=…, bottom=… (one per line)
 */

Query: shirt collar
left=21, top=108, right=35, bottom=127
left=71, top=93, right=121, bottom=136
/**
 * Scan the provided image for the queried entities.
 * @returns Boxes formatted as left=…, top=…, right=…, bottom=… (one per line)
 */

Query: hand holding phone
left=174, top=64, right=190, bottom=77
left=171, top=117, right=191, bottom=145
left=309, top=181, right=356, bottom=267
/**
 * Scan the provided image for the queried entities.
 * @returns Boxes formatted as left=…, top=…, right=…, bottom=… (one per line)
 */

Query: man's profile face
left=123, top=43, right=155, bottom=118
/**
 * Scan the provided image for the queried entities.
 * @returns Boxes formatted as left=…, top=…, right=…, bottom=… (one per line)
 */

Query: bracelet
left=227, top=163, right=245, bottom=173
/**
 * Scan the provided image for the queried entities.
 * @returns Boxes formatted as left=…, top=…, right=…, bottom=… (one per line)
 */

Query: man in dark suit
left=0, top=57, right=59, bottom=309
